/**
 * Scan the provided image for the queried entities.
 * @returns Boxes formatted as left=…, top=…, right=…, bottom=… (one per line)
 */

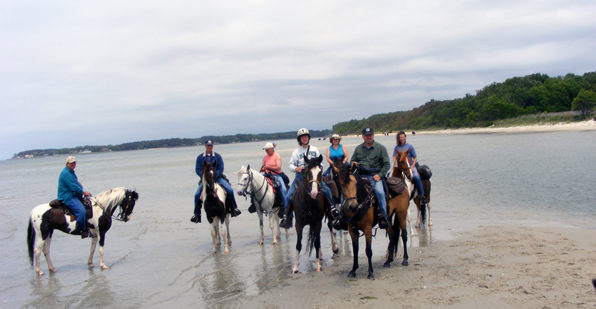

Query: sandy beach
left=418, top=119, right=596, bottom=135
left=240, top=225, right=596, bottom=308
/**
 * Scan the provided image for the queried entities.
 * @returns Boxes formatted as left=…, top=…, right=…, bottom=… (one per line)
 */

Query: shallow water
left=1, top=131, right=595, bottom=307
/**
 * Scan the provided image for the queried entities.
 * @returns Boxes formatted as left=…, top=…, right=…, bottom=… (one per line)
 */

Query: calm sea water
left=1, top=131, right=595, bottom=307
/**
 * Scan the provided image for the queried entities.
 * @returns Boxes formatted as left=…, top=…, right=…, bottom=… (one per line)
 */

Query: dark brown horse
left=291, top=155, right=326, bottom=273
left=333, top=163, right=376, bottom=279
left=383, top=151, right=412, bottom=267
left=202, top=161, right=231, bottom=253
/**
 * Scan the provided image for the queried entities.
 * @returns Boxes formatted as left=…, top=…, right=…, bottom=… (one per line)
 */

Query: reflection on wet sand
left=203, top=253, right=245, bottom=306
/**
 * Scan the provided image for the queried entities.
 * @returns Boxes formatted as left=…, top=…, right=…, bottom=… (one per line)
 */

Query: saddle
left=263, top=173, right=284, bottom=211
left=386, top=177, right=406, bottom=197
left=48, top=197, right=93, bottom=226
left=416, top=163, right=432, bottom=180
left=323, top=175, right=340, bottom=204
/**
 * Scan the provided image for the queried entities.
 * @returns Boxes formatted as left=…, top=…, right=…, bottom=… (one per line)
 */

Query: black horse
left=291, top=155, right=326, bottom=274
left=201, top=161, right=232, bottom=253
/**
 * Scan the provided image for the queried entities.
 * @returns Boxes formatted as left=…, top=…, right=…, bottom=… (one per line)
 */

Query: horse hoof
left=402, top=260, right=409, bottom=266
left=316, top=267, right=322, bottom=272
left=292, top=269, right=299, bottom=274
left=37, top=271, right=45, bottom=276
left=347, top=272, right=356, bottom=278
left=211, top=250, right=216, bottom=254
left=367, top=274, right=375, bottom=280
left=333, top=248, right=339, bottom=255
left=259, top=241, right=264, bottom=245
left=101, top=265, right=110, bottom=270
left=228, top=241, right=232, bottom=245
left=383, top=262, right=391, bottom=268
left=273, top=242, right=277, bottom=245
left=225, top=249, right=229, bottom=254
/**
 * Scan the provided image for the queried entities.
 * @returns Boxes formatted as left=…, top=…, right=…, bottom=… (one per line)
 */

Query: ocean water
left=0, top=131, right=595, bottom=307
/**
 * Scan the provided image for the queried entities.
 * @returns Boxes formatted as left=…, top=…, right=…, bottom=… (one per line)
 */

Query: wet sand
left=239, top=225, right=596, bottom=308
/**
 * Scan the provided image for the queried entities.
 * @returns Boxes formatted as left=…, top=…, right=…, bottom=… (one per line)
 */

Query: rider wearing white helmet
left=280, top=128, right=338, bottom=228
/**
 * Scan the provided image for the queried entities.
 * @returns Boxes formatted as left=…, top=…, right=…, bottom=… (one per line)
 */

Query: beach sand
left=240, top=225, right=596, bottom=308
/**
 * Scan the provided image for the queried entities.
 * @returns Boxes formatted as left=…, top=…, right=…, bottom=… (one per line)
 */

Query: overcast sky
left=1, top=0, right=595, bottom=160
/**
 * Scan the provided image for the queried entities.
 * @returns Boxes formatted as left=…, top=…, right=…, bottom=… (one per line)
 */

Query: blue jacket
left=58, top=166, right=84, bottom=205
left=196, top=152, right=224, bottom=180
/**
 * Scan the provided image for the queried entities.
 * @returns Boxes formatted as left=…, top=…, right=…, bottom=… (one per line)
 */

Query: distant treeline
left=13, top=130, right=332, bottom=159
left=333, top=72, right=596, bottom=134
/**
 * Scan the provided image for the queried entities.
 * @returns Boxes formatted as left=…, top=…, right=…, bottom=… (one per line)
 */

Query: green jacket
left=350, top=141, right=390, bottom=177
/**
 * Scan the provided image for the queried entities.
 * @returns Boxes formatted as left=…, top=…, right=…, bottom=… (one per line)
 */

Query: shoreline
left=240, top=224, right=596, bottom=308
left=341, top=119, right=596, bottom=138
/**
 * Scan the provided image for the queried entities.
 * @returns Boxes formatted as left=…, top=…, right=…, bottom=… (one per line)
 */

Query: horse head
left=203, top=161, right=217, bottom=195
left=119, top=190, right=139, bottom=222
left=393, top=149, right=412, bottom=180
left=337, top=163, right=362, bottom=212
left=303, top=155, right=323, bottom=200
left=236, top=165, right=251, bottom=196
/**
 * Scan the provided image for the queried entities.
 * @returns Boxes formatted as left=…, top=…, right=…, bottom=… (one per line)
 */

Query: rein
left=239, top=170, right=270, bottom=207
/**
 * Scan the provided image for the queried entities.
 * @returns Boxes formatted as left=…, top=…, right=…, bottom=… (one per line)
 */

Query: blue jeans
left=412, top=166, right=425, bottom=196
left=362, top=175, right=387, bottom=218
left=272, top=174, right=288, bottom=209
left=68, top=197, right=87, bottom=232
left=194, top=177, right=238, bottom=209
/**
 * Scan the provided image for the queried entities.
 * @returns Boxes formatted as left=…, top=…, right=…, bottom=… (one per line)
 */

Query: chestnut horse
left=394, top=149, right=431, bottom=228
left=383, top=152, right=412, bottom=267
left=291, top=155, right=326, bottom=274
left=333, top=163, right=376, bottom=279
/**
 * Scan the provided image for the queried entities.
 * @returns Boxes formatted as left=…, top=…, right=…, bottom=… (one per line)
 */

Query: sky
left=1, top=0, right=595, bottom=160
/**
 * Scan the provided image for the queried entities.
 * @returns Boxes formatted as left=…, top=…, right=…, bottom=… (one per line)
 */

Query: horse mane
left=237, top=165, right=247, bottom=178
left=306, top=157, right=321, bottom=171
left=93, top=187, right=128, bottom=214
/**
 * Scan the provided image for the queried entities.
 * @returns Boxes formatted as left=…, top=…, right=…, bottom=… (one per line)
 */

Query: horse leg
left=400, top=213, right=409, bottom=266
left=222, top=217, right=229, bottom=254
left=383, top=217, right=396, bottom=268
left=225, top=214, right=232, bottom=245
left=414, top=199, right=422, bottom=228
left=328, top=221, right=339, bottom=256
left=364, top=228, right=374, bottom=280
left=292, top=225, right=304, bottom=274
left=211, top=221, right=218, bottom=253
left=407, top=204, right=415, bottom=235
left=42, top=236, right=57, bottom=273
left=34, top=237, right=45, bottom=276
left=427, top=201, right=433, bottom=227
left=315, top=224, right=322, bottom=272
left=88, top=233, right=99, bottom=267
left=347, top=227, right=359, bottom=278
left=269, top=215, right=277, bottom=245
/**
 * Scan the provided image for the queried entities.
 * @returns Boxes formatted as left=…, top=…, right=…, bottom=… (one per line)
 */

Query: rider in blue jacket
left=191, top=140, right=241, bottom=223
left=58, top=156, right=92, bottom=238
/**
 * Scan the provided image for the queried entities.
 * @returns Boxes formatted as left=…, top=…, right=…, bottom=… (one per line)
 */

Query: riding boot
left=420, top=195, right=428, bottom=206
left=378, top=211, right=388, bottom=229
left=280, top=202, right=293, bottom=229
left=248, top=200, right=256, bottom=213
left=227, top=195, right=242, bottom=217
left=190, top=200, right=202, bottom=223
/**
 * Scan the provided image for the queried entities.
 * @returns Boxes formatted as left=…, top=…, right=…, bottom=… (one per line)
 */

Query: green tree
left=572, top=89, right=596, bottom=117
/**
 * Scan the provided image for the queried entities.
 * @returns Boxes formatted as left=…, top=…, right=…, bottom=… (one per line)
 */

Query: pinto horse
left=333, top=163, right=376, bottom=279
left=236, top=165, right=287, bottom=245
left=27, top=187, right=138, bottom=275
left=383, top=152, right=412, bottom=268
left=291, top=155, right=326, bottom=274
left=201, top=161, right=231, bottom=253
left=394, top=149, right=431, bottom=228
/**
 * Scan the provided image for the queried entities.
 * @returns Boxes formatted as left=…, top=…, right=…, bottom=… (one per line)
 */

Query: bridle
left=341, top=174, right=375, bottom=213
left=238, top=169, right=269, bottom=206
left=112, top=191, right=137, bottom=222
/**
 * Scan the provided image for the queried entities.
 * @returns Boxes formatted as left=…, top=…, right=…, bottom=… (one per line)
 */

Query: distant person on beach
left=350, top=127, right=390, bottom=229
left=257, top=141, right=288, bottom=212
left=280, top=128, right=336, bottom=229
left=393, top=130, right=428, bottom=207
left=324, top=133, right=348, bottom=177
left=58, top=156, right=92, bottom=238
left=191, top=140, right=241, bottom=223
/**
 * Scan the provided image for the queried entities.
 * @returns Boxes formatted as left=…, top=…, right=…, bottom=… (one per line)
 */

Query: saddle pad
left=49, top=208, right=66, bottom=225
left=387, top=177, right=406, bottom=196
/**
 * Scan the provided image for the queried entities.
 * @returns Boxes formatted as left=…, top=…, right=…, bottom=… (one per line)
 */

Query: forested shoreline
left=333, top=72, right=596, bottom=134
left=13, top=71, right=596, bottom=159
left=12, top=130, right=332, bottom=159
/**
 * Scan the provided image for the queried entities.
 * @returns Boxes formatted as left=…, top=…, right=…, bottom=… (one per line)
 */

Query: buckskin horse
left=236, top=165, right=287, bottom=245
left=383, top=152, right=412, bottom=268
left=291, top=155, right=326, bottom=274
left=333, top=163, right=376, bottom=279
left=27, top=187, right=139, bottom=275
left=201, top=161, right=232, bottom=253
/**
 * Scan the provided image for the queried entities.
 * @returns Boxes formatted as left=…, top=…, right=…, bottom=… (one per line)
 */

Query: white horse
left=201, top=161, right=231, bottom=253
left=27, top=187, right=139, bottom=275
left=237, top=165, right=287, bottom=245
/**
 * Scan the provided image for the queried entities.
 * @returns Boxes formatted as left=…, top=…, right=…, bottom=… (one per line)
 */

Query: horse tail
left=306, top=225, right=316, bottom=257
left=27, top=218, right=35, bottom=266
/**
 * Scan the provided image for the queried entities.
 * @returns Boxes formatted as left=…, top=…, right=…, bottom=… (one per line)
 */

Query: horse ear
left=317, top=155, right=323, bottom=165
left=247, top=164, right=250, bottom=171
left=304, top=155, right=311, bottom=164
left=350, top=162, right=357, bottom=174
